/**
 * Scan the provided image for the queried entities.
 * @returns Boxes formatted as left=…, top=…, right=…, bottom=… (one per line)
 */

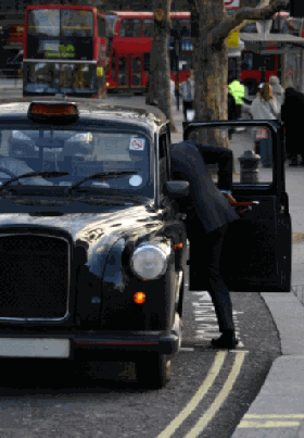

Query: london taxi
left=0, top=99, right=189, bottom=389
left=0, top=100, right=291, bottom=389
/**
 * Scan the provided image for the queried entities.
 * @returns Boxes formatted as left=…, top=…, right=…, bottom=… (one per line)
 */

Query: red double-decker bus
left=105, top=11, right=192, bottom=94
left=23, top=5, right=108, bottom=98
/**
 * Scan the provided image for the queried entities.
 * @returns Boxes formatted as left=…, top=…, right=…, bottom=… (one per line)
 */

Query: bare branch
left=211, top=0, right=289, bottom=46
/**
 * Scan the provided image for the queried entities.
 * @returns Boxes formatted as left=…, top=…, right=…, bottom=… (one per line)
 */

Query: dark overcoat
left=170, top=141, right=239, bottom=235
left=281, top=87, right=304, bottom=156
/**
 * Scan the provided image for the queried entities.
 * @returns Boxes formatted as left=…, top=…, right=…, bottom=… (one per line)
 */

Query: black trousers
left=183, top=100, right=193, bottom=121
left=201, top=224, right=235, bottom=332
left=235, top=104, right=242, bottom=119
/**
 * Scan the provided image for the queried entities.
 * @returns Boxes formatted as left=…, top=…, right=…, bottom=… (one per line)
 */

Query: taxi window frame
left=183, top=119, right=284, bottom=197
left=154, top=122, right=171, bottom=208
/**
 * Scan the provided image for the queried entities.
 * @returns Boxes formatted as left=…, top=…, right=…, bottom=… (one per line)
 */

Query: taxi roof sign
left=28, top=102, right=79, bottom=124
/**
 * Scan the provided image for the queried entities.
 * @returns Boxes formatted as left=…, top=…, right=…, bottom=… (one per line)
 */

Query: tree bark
left=193, top=0, right=289, bottom=128
left=149, top=0, right=177, bottom=132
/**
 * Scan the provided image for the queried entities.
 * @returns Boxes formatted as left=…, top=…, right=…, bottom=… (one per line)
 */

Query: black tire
left=136, top=353, right=171, bottom=389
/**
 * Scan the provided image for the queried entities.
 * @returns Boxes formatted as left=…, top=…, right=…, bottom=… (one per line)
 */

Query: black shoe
left=211, top=331, right=239, bottom=349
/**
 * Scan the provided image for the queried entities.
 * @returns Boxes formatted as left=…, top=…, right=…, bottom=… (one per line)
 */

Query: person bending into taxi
left=170, top=141, right=239, bottom=349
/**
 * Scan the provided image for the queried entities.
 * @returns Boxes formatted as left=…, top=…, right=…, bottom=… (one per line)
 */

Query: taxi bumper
left=74, top=333, right=179, bottom=354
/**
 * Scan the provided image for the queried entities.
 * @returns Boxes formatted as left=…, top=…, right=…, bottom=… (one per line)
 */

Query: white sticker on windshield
left=129, top=175, right=142, bottom=186
left=129, top=138, right=145, bottom=151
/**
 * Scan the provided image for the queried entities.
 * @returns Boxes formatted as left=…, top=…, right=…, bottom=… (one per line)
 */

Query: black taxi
left=0, top=99, right=188, bottom=389
left=0, top=99, right=291, bottom=389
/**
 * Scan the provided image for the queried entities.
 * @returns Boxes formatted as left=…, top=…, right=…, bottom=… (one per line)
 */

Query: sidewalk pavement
left=0, top=78, right=22, bottom=90
left=167, top=98, right=304, bottom=438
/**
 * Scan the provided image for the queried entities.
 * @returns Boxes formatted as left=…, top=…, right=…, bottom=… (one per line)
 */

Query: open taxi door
left=184, top=120, right=291, bottom=292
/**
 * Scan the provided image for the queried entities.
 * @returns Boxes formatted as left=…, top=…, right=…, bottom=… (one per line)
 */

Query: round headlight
left=130, top=245, right=167, bottom=280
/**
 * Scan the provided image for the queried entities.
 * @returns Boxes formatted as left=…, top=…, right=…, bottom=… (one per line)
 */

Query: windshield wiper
left=1, top=171, right=70, bottom=189
left=67, top=171, right=138, bottom=195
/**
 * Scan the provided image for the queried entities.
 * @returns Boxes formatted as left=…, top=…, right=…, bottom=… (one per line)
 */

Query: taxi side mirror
left=165, top=181, right=190, bottom=199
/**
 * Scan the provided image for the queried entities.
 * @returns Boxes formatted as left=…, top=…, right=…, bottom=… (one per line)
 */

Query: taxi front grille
left=0, top=234, right=70, bottom=321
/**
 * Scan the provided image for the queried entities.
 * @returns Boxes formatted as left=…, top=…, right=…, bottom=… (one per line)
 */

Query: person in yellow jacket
left=228, top=76, right=245, bottom=121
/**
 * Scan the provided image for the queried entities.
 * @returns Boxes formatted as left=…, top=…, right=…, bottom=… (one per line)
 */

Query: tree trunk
left=192, top=0, right=228, bottom=146
left=149, top=1, right=177, bottom=132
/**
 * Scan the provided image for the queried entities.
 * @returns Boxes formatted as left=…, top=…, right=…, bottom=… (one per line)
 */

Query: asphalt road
left=0, top=285, right=280, bottom=438
left=0, top=90, right=281, bottom=438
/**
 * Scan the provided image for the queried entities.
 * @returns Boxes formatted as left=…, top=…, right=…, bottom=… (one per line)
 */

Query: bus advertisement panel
left=23, top=5, right=108, bottom=98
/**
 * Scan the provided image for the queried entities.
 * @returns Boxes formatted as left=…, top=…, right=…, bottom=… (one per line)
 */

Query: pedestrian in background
left=170, top=77, right=176, bottom=107
left=170, top=140, right=239, bottom=349
left=281, top=86, right=304, bottom=166
left=228, top=75, right=245, bottom=121
left=250, top=83, right=280, bottom=167
left=227, top=85, right=237, bottom=140
left=181, top=74, right=194, bottom=122
left=269, top=75, right=284, bottom=107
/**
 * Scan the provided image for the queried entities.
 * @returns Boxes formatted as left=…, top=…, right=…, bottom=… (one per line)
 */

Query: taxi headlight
left=130, top=245, right=167, bottom=280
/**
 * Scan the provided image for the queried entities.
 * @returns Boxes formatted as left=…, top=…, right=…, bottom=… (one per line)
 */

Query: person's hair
left=269, top=75, right=280, bottom=86
left=186, top=75, right=191, bottom=79
left=260, top=83, right=273, bottom=101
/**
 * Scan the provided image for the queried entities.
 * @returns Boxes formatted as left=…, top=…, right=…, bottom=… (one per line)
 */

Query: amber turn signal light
left=133, top=292, right=146, bottom=304
left=174, top=243, right=183, bottom=250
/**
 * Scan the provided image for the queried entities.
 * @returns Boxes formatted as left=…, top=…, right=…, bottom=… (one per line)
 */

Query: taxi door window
left=186, top=125, right=275, bottom=187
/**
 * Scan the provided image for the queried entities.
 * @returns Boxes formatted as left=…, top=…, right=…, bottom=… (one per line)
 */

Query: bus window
left=179, top=19, right=191, bottom=37
left=143, top=19, right=154, bottom=37
left=118, top=57, right=127, bottom=86
left=144, top=53, right=150, bottom=72
left=171, top=18, right=191, bottom=37
left=263, top=55, right=275, bottom=71
left=61, top=10, right=93, bottom=37
left=241, top=52, right=254, bottom=70
left=112, top=51, right=116, bottom=80
left=106, top=14, right=118, bottom=38
left=27, top=10, right=60, bottom=37
left=119, top=19, right=141, bottom=37
left=98, top=16, right=106, bottom=38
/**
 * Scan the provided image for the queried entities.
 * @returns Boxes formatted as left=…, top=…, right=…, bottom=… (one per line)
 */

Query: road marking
left=191, top=291, right=243, bottom=343
left=184, top=351, right=246, bottom=438
left=238, top=420, right=300, bottom=428
left=156, top=351, right=227, bottom=438
left=244, top=414, right=304, bottom=419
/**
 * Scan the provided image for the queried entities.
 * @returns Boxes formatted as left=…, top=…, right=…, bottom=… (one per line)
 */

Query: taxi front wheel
left=136, top=353, right=171, bottom=389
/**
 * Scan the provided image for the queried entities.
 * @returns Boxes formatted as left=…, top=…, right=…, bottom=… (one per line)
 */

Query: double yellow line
left=157, top=350, right=246, bottom=438
left=238, top=414, right=304, bottom=428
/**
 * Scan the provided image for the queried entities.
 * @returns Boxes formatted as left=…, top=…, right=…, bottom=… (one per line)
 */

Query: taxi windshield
left=0, top=129, right=151, bottom=195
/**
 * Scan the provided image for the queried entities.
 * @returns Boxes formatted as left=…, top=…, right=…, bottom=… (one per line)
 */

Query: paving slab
left=232, top=356, right=304, bottom=438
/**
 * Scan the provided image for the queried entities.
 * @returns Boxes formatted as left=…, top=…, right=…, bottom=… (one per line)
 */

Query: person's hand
left=222, top=192, right=237, bottom=204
